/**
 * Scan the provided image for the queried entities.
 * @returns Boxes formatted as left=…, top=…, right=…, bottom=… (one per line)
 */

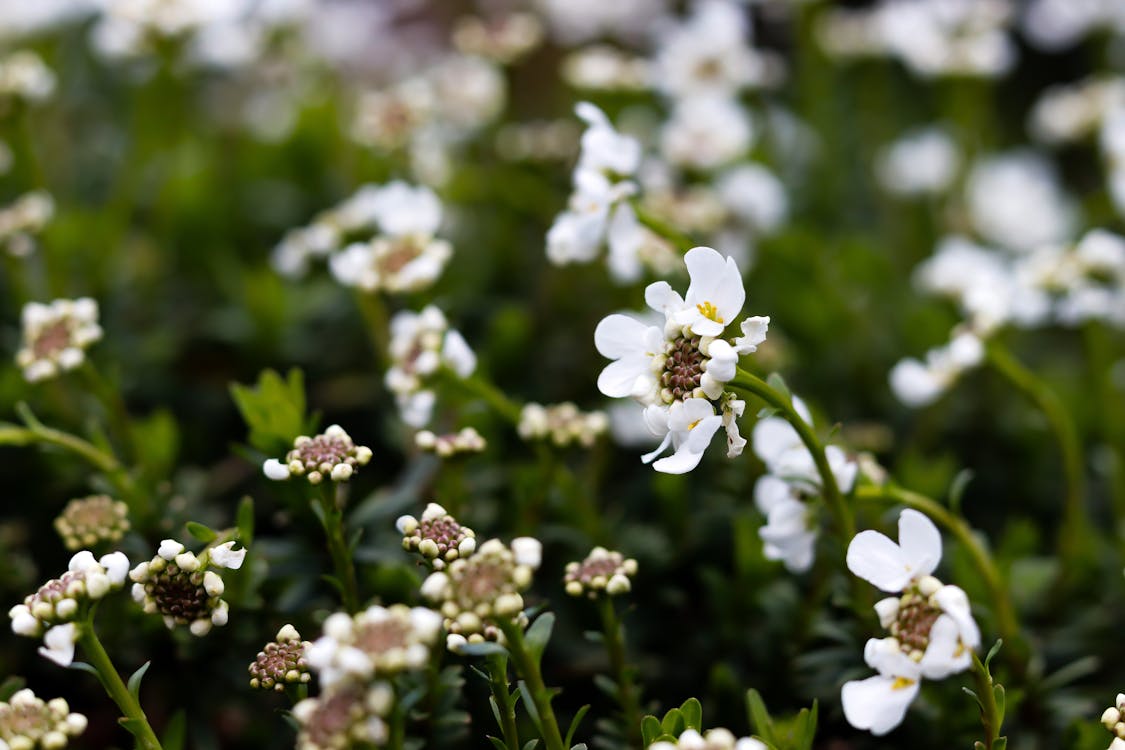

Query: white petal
left=598, top=357, right=652, bottom=399
left=919, top=615, right=972, bottom=679
left=644, top=281, right=686, bottom=319
left=39, top=623, right=77, bottom=667
left=897, top=509, right=942, bottom=579
left=594, top=314, right=652, bottom=359
left=263, top=458, right=290, bottom=481
left=932, top=585, right=980, bottom=649
left=209, top=542, right=246, bottom=570
left=841, top=674, right=918, bottom=736
left=652, top=415, right=722, bottom=474
left=846, top=530, right=914, bottom=592
left=754, top=474, right=793, bottom=514
left=863, top=637, right=923, bottom=679
left=751, top=416, right=801, bottom=467
left=510, top=537, right=542, bottom=569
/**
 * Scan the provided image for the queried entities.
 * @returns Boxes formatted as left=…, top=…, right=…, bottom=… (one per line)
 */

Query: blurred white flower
left=875, top=127, right=960, bottom=197
left=386, top=306, right=476, bottom=428
left=965, top=152, right=1076, bottom=253
left=660, top=94, right=753, bottom=171
left=16, top=298, right=102, bottom=383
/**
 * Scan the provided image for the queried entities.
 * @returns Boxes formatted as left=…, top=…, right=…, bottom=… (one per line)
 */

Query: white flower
left=673, top=246, right=747, bottom=337
left=717, top=165, right=788, bottom=234
left=158, top=539, right=185, bottom=560
left=965, top=151, right=1075, bottom=253
left=15, top=298, right=102, bottom=383
left=660, top=95, right=753, bottom=171
left=754, top=476, right=816, bottom=573
left=574, top=101, right=641, bottom=177
left=39, top=623, right=77, bottom=667
left=209, top=541, right=246, bottom=570
left=889, top=329, right=984, bottom=408
left=99, top=552, right=130, bottom=586
left=842, top=509, right=982, bottom=735
left=733, top=316, right=770, bottom=354
left=385, top=306, right=477, bottom=427
left=641, top=398, right=724, bottom=474
left=752, top=395, right=856, bottom=492
left=875, top=127, right=960, bottom=197
left=510, top=537, right=542, bottom=569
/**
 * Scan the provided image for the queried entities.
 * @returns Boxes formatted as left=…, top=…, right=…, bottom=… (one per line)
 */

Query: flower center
left=289, top=435, right=351, bottom=470
left=355, top=619, right=410, bottom=656
left=301, top=687, right=363, bottom=747
left=890, top=676, right=916, bottom=691
left=890, top=592, right=942, bottom=655
left=660, top=335, right=705, bottom=403
left=416, top=517, right=467, bottom=555
left=148, top=566, right=212, bottom=624
left=31, top=319, right=73, bottom=359
left=378, top=238, right=423, bottom=274
left=696, top=301, right=723, bottom=323
left=459, top=559, right=509, bottom=602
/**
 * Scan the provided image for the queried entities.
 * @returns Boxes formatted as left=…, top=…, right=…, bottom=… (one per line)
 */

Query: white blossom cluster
left=596, top=246, right=769, bottom=473
left=415, top=427, right=486, bottom=457
left=875, top=127, right=961, bottom=198
left=15, top=298, right=102, bottom=383
left=272, top=181, right=452, bottom=292
left=564, top=547, right=637, bottom=598
left=9, top=550, right=130, bottom=667
left=842, top=510, right=981, bottom=736
left=397, top=502, right=477, bottom=571
left=0, top=191, right=54, bottom=258
left=1101, top=693, right=1125, bottom=750
left=1019, top=0, right=1125, bottom=52
left=386, top=305, right=477, bottom=428
left=129, top=539, right=246, bottom=636
left=751, top=396, right=857, bottom=573
left=54, top=494, right=130, bottom=551
left=648, top=727, right=766, bottom=750
left=451, top=13, right=543, bottom=65
left=292, top=682, right=394, bottom=750
left=306, top=605, right=442, bottom=688
left=518, top=402, right=608, bottom=448
left=249, top=624, right=312, bottom=692
left=0, top=688, right=87, bottom=750
left=817, top=0, right=1017, bottom=79
left=262, top=424, right=373, bottom=484
left=420, top=536, right=542, bottom=652
left=350, top=53, right=505, bottom=185
left=0, top=50, right=56, bottom=101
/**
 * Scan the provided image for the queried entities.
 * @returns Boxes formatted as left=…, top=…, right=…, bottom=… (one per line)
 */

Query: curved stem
left=486, top=653, right=520, bottom=750
left=598, top=597, right=642, bottom=749
left=77, top=621, right=163, bottom=750
left=985, top=343, right=1087, bottom=566
left=315, top=485, right=359, bottom=613
left=728, top=369, right=854, bottom=539
left=455, top=373, right=523, bottom=425
left=854, top=484, right=1023, bottom=670
left=496, top=620, right=566, bottom=750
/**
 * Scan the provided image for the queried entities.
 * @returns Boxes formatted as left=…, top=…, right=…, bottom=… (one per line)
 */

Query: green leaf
left=230, top=368, right=310, bottom=454
left=766, top=373, right=791, bottom=401
left=459, top=642, right=510, bottom=658
left=518, top=682, right=543, bottom=733
left=161, top=710, right=186, bottom=750
left=236, top=496, right=255, bottom=546
left=488, top=737, right=508, bottom=750
left=524, top=613, right=555, bottom=665
left=962, top=687, right=983, bottom=712
left=564, top=705, right=590, bottom=749
left=127, top=661, right=152, bottom=700
left=756, top=407, right=779, bottom=419
left=522, top=741, right=539, bottom=750
left=592, top=674, right=619, bottom=700
left=994, top=737, right=1007, bottom=750
left=185, top=522, right=217, bottom=543
left=679, top=698, right=702, bottom=731
left=984, top=640, right=1003, bottom=673
left=993, top=684, right=1006, bottom=723
left=746, top=689, right=777, bottom=745
left=129, top=409, right=180, bottom=481
left=948, top=469, right=975, bottom=514
left=641, top=716, right=662, bottom=746
left=660, top=708, right=684, bottom=737
left=68, top=661, right=101, bottom=678
left=571, top=745, right=588, bottom=750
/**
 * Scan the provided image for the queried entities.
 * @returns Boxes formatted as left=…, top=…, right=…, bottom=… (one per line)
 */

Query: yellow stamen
left=891, top=676, right=915, bottom=691
left=696, top=301, right=723, bottom=323
left=687, top=419, right=702, bottom=430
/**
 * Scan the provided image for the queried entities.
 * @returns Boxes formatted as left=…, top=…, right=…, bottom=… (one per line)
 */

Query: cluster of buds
left=54, top=495, right=129, bottom=551
left=293, top=682, right=393, bottom=750
left=10, top=551, right=129, bottom=666
left=451, top=13, right=544, bottom=64
left=385, top=305, right=477, bottom=428
left=397, top=503, right=476, bottom=570
left=564, top=547, right=637, bottom=598
left=0, top=191, right=54, bottom=257
left=414, top=427, right=486, bottom=457
left=420, top=536, right=541, bottom=651
left=0, top=689, right=87, bottom=750
left=1101, top=694, right=1125, bottom=749
left=249, top=625, right=312, bottom=692
left=306, top=605, right=442, bottom=689
left=15, top=298, right=102, bottom=383
left=517, top=402, right=609, bottom=448
left=263, top=425, right=372, bottom=484
left=129, top=539, right=246, bottom=636
left=648, top=728, right=766, bottom=750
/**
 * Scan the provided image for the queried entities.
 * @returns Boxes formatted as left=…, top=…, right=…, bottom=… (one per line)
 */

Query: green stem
left=79, top=362, right=135, bottom=464
left=985, top=343, right=1087, bottom=566
left=970, top=654, right=1005, bottom=750
left=631, top=203, right=696, bottom=251
left=388, top=699, right=406, bottom=750
left=486, top=653, right=521, bottom=750
left=854, top=484, right=1023, bottom=670
left=728, top=368, right=855, bottom=539
left=496, top=620, right=566, bottom=750
left=315, top=485, right=359, bottom=613
left=77, top=621, right=163, bottom=750
left=456, top=373, right=523, bottom=425
left=355, top=292, right=390, bottom=371
left=598, top=597, right=642, bottom=749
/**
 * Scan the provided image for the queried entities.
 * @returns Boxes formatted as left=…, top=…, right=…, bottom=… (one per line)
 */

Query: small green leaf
left=994, top=737, right=1007, bottom=750
left=488, top=737, right=508, bottom=750
left=525, top=613, right=555, bottom=665
left=488, top=697, right=504, bottom=732
left=522, top=741, right=539, bottom=750
left=641, top=716, right=662, bottom=746
left=993, top=684, right=1006, bottom=722
left=746, top=689, right=777, bottom=745
left=0, top=676, right=26, bottom=702
left=593, top=674, right=619, bottom=700
left=679, top=698, right=702, bottom=731
left=660, top=708, right=684, bottom=737
left=68, top=661, right=101, bottom=678
left=962, top=687, right=984, bottom=714
left=517, top=682, right=543, bottom=733
left=984, top=639, right=1003, bottom=672
left=185, top=522, right=218, bottom=543
left=459, top=642, right=510, bottom=658
left=161, top=710, right=186, bottom=750
left=564, top=705, right=590, bottom=748
left=948, top=469, right=975, bottom=514
left=127, top=661, right=152, bottom=700
left=571, top=745, right=588, bottom=750
left=236, top=496, right=255, bottom=546
left=766, top=373, right=791, bottom=400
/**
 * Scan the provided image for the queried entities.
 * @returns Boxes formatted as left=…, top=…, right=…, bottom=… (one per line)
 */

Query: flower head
left=648, top=727, right=767, bottom=750
left=415, top=427, right=487, bottom=457
left=385, top=306, right=477, bottom=428
left=129, top=539, right=246, bottom=636
left=518, top=402, right=609, bottom=448
left=263, top=425, right=373, bottom=485
left=1101, top=694, right=1125, bottom=747
left=54, top=495, right=130, bottom=551
left=397, top=503, right=477, bottom=570
left=305, top=605, right=442, bottom=689
left=16, top=298, right=102, bottom=383
left=842, top=509, right=981, bottom=735
left=564, top=547, right=637, bottom=597
left=420, top=537, right=540, bottom=650
left=293, top=682, right=394, bottom=750
left=0, top=688, right=87, bottom=749
left=249, top=624, right=312, bottom=692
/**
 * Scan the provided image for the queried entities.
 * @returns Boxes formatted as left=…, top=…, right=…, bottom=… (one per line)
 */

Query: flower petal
left=595, top=314, right=652, bottom=359
left=919, top=614, right=972, bottom=679
left=841, top=674, right=918, bottom=736
left=897, top=509, right=942, bottom=579
left=933, top=584, right=980, bottom=650
left=846, top=530, right=913, bottom=592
